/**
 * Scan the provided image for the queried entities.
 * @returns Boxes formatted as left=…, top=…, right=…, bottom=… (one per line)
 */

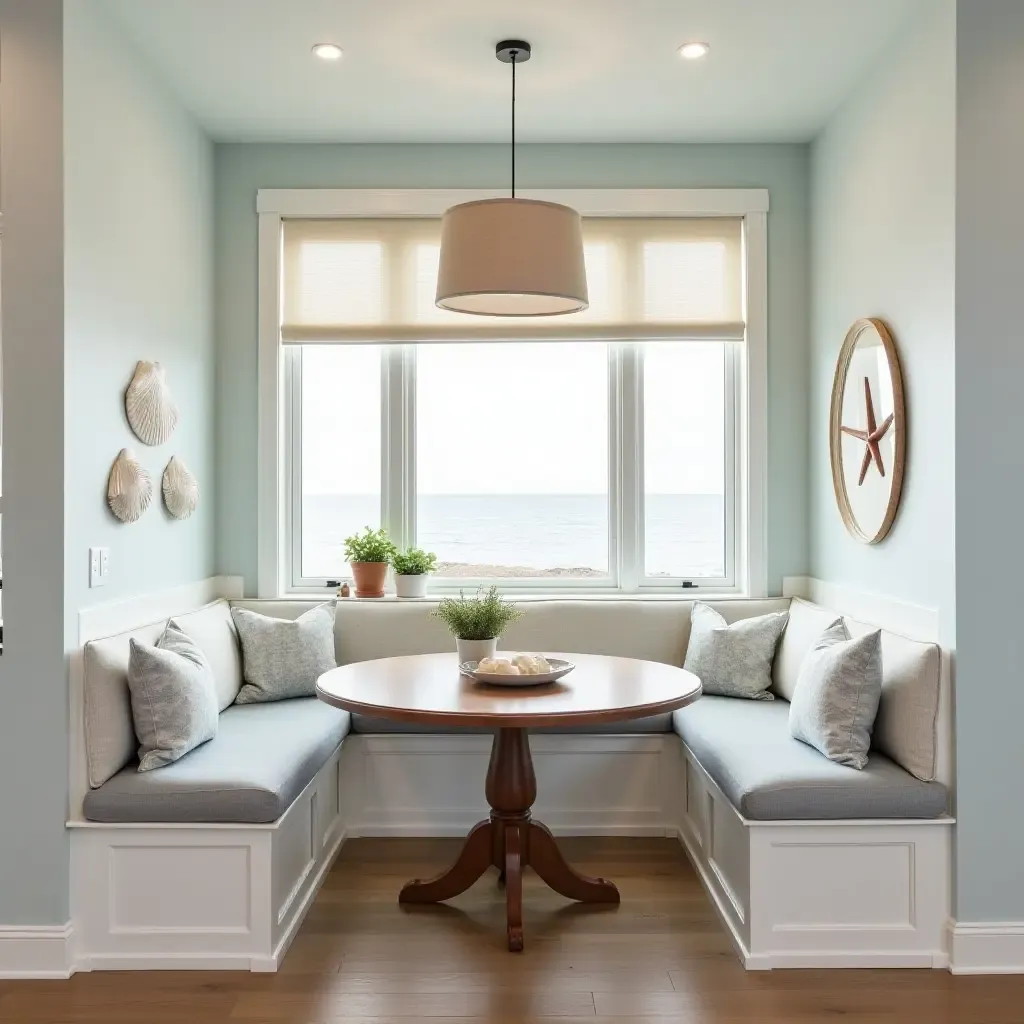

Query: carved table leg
left=399, top=820, right=493, bottom=904
left=504, top=823, right=524, bottom=952
left=400, top=726, right=618, bottom=951
left=529, top=820, right=620, bottom=903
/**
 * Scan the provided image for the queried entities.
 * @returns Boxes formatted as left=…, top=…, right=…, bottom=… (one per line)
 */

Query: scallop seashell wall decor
left=125, top=360, right=179, bottom=446
left=162, top=456, right=199, bottom=520
left=107, top=448, right=153, bottom=524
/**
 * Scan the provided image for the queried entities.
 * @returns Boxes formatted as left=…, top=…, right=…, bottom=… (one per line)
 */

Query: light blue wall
left=954, top=0, right=1024, bottom=923
left=64, top=0, right=216, bottom=623
left=215, top=143, right=810, bottom=596
left=809, top=2, right=956, bottom=648
left=0, top=0, right=215, bottom=926
left=0, top=0, right=69, bottom=926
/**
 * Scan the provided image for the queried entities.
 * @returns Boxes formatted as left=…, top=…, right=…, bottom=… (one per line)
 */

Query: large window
left=288, top=337, right=736, bottom=591
left=271, top=198, right=761, bottom=595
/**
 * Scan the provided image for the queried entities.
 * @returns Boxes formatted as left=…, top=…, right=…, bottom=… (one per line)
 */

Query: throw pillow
left=128, top=622, right=219, bottom=772
left=231, top=604, right=337, bottom=704
left=683, top=602, right=789, bottom=700
left=789, top=620, right=883, bottom=770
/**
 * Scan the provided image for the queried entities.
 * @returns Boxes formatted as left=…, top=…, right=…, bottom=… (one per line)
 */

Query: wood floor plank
left=2, top=837, right=1022, bottom=1024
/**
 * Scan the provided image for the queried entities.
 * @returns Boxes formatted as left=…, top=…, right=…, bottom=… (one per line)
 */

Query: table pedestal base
left=399, top=727, right=619, bottom=951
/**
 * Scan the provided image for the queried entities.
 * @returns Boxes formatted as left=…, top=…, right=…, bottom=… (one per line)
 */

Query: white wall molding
left=0, top=924, right=75, bottom=979
left=782, top=576, right=940, bottom=642
left=77, top=575, right=244, bottom=645
left=257, top=188, right=770, bottom=599
left=949, top=922, right=1024, bottom=975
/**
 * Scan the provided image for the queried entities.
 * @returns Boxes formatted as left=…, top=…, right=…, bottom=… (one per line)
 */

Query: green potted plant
left=433, top=585, right=523, bottom=663
left=390, top=547, right=438, bottom=599
left=343, top=526, right=397, bottom=598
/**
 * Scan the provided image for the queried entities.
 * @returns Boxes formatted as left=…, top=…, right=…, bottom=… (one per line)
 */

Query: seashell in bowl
left=162, top=456, right=199, bottom=520
left=125, top=361, right=179, bottom=446
left=107, top=448, right=153, bottom=523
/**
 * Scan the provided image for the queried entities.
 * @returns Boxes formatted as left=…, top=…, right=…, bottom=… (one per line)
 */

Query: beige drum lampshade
left=436, top=197, right=589, bottom=316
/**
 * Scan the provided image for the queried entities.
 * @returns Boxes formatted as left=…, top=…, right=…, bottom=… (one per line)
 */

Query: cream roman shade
left=280, top=217, right=744, bottom=343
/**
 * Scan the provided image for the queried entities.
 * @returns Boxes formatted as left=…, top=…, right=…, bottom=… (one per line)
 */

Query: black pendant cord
left=511, top=54, right=517, bottom=198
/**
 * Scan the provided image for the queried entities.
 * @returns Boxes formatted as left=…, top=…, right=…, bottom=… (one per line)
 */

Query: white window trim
left=257, top=188, right=769, bottom=599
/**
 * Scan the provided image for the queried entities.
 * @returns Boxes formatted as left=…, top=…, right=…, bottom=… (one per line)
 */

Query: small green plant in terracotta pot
left=343, top=526, right=397, bottom=598
left=391, top=547, right=438, bottom=599
left=433, top=585, right=523, bottom=663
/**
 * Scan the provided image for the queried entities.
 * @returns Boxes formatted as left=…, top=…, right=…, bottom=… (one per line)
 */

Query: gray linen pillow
left=789, top=620, right=883, bottom=770
left=231, top=604, right=337, bottom=704
left=683, top=602, right=789, bottom=700
left=128, top=622, right=218, bottom=772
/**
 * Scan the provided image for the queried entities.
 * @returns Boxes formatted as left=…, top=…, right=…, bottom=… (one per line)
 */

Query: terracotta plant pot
left=350, top=561, right=389, bottom=598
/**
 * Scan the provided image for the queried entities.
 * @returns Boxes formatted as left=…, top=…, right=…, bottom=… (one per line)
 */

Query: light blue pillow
left=684, top=602, right=789, bottom=700
left=789, top=621, right=883, bottom=770
left=128, top=622, right=218, bottom=771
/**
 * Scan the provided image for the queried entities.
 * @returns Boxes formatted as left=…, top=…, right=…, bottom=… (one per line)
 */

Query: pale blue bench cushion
left=83, top=698, right=349, bottom=824
left=673, top=696, right=947, bottom=821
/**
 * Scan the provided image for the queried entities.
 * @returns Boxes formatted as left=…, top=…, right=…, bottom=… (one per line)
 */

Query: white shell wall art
left=107, top=448, right=153, bottom=524
left=162, top=456, right=199, bottom=520
left=125, top=361, right=179, bottom=446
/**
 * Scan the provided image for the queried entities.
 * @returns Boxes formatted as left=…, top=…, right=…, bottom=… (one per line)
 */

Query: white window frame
left=257, top=189, right=768, bottom=599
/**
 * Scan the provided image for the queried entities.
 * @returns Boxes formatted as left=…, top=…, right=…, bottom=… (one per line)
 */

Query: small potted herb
left=433, top=585, right=523, bottom=663
left=343, top=526, right=397, bottom=598
left=391, top=547, right=438, bottom=599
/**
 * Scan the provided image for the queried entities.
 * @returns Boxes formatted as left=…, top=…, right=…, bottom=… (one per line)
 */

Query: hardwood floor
left=2, top=837, right=1023, bottom=1022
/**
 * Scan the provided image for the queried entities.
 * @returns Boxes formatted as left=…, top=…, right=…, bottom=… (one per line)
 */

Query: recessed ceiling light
left=678, top=41, right=710, bottom=60
left=312, top=43, right=344, bottom=61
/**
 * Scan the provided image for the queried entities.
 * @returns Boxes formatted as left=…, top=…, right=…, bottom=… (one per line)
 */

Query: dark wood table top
left=316, top=651, right=702, bottom=729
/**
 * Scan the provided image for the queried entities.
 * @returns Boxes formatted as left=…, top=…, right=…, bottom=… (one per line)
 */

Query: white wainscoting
left=341, top=733, right=678, bottom=837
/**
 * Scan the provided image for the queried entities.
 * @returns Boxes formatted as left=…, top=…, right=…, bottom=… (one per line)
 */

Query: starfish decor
left=841, top=376, right=894, bottom=486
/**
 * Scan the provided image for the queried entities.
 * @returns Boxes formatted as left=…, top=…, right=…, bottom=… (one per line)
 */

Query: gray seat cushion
left=350, top=712, right=673, bottom=735
left=83, top=698, right=350, bottom=824
left=673, top=696, right=947, bottom=820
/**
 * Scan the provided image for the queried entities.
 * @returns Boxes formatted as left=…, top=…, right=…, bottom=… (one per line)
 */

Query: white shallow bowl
left=460, top=657, right=576, bottom=687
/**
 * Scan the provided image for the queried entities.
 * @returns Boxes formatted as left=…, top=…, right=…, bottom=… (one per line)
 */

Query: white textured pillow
left=789, top=621, right=882, bottom=770
left=128, top=623, right=219, bottom=772
left=683, top=602, right=789, bottom=700
left=231, top=604, right=337, bottom=704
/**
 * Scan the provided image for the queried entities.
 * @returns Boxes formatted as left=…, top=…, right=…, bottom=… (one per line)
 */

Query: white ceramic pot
left=456, top=636, right=498, bottom=664
left=394, top=573, right=429, bottom=599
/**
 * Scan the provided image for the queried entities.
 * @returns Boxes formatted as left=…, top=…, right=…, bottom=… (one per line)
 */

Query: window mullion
left=286, top=347, right=304, bottom=588
left=618, top=343, right=642, bottom=592
left=381, top=346, right=410, bottom=550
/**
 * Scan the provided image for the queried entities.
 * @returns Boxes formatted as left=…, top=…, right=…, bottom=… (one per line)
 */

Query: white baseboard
left=0, top=924, right=75, bottom=979
left=949, top=922, right=1024, bottom=974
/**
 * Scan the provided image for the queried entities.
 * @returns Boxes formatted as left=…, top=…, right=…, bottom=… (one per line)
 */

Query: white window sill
left=280, top=590, right=762, bottom=603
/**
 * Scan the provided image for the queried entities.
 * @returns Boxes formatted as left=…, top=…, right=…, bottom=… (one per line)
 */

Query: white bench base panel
left=677, top=742, right=953, bottom=969
left=70, top=744, right=346, bottom=972
left=66, top=734, right=952, bottom=973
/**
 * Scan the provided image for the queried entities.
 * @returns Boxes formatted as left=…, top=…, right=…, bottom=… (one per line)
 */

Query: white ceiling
left=102, top=0, right=922, bottom=144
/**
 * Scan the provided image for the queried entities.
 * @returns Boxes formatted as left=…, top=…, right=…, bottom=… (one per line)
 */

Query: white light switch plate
left=89, top=547, right=110, bottom=588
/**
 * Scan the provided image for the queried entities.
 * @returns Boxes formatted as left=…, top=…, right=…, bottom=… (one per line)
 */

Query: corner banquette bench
left=69, top=594, right=951, bottom=972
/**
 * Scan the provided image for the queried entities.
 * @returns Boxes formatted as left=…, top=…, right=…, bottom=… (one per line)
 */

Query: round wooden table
left=316, top=651, right=701, bottom=951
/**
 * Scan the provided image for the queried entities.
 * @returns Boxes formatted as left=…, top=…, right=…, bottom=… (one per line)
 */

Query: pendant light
left=436, top=40, right=589, bottom=317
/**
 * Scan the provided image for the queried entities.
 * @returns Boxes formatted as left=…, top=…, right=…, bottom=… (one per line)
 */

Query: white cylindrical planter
left=456, top=637, right=499, bottom=664
left=395, top=574, right=429, bottom=599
